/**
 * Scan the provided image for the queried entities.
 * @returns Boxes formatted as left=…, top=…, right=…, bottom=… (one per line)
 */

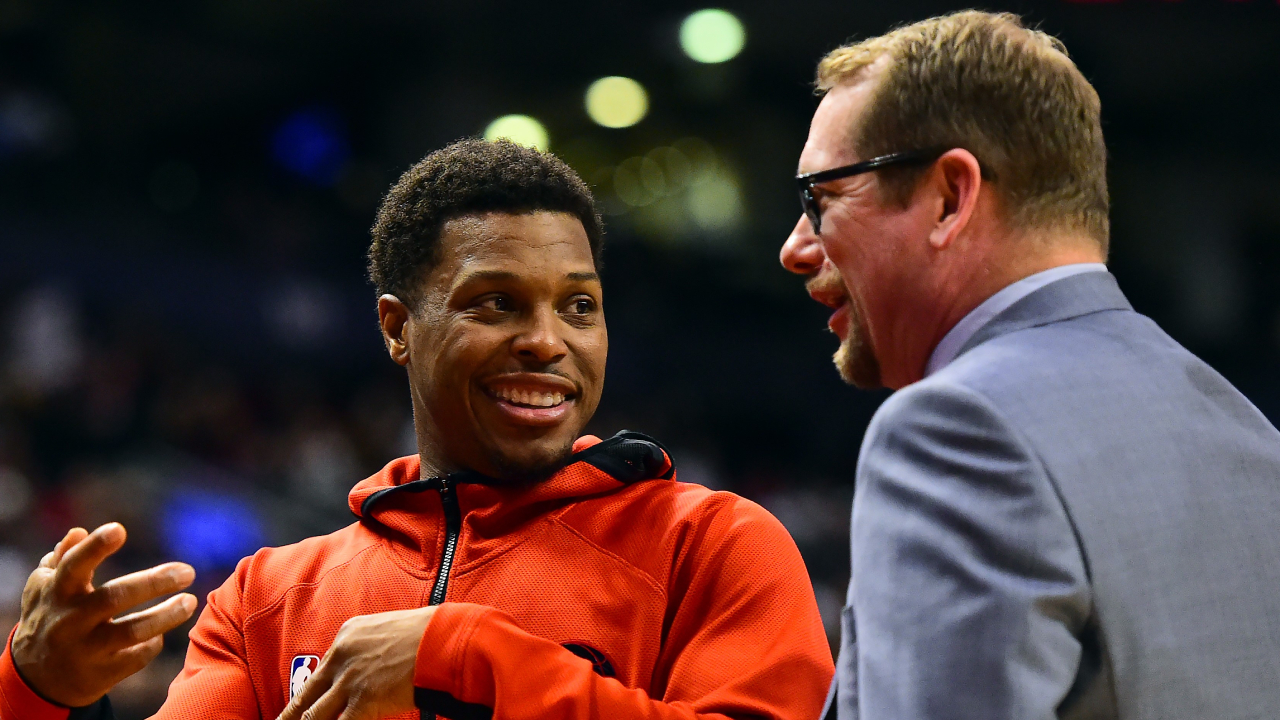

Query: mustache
left=804, top=267, right=848, bottom=297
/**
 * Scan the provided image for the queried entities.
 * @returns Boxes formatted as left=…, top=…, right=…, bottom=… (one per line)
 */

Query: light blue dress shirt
left=923, top=263, right=1108, bottom=377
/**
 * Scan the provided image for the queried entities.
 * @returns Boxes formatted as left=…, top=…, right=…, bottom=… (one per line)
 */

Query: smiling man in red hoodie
left=3, top=139, right=833, bottom=720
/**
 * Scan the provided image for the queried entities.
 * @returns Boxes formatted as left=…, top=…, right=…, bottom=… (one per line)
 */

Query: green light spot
left=483, top=115, right=549, bottom=151
left=680, top=9, right=745, bottom=64
left=585, top=77, right=649, bottom=129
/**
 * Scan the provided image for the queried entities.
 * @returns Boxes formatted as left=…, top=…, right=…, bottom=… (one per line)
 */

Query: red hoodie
left=2, top=432, right=833, bottom=720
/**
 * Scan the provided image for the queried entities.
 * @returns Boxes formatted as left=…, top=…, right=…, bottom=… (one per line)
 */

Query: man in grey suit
left=779, top=10, right=1280, bottom=720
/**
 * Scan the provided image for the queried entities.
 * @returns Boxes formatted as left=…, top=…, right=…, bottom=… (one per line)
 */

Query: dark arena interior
left=1, top=2, right=1278, bottom=717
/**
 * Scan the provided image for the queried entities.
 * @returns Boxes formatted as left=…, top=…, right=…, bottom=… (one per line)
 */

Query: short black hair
left=368, top=138, right=604, bottom=303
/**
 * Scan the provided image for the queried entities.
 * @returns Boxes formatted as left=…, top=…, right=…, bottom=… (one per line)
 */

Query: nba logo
left=289, top=655, right=320, bottom=699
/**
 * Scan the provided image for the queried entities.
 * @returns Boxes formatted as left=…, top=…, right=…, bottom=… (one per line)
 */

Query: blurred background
left=1, top=0, right=1278, bottom=715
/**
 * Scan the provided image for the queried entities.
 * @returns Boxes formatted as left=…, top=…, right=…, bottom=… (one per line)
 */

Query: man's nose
left=511, top=308, right=568, bottom=364
left=780, top=215, right=827, bottom=275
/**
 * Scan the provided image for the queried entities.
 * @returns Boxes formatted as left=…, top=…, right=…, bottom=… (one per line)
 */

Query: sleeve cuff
left=413, top=603, right=493, bottom=697
left=1, top=626, right=71, bottom=720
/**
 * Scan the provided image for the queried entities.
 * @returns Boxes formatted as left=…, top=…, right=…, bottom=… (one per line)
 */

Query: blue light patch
left=270, top=107, right=349, bottom=185
left=161, top=489, right=265, bottom=572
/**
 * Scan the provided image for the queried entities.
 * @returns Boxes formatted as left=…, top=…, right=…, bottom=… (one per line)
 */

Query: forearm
left=415, top=604, right=782, bottom=720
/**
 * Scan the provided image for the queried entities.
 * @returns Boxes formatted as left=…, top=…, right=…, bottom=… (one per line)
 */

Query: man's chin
left=482, top=438, right=577, bottom=485
left=834, top=338, right=883, bottom=390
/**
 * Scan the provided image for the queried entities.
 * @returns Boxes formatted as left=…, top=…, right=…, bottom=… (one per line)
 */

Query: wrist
left=1, top=627, right=71, bottom=720
left=11, top=648, right=68, bottom=708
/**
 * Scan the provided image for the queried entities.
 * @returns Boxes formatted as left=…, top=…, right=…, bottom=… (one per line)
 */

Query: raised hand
left=276, top=606, right=434, bottom=720
left=12, top=523, right=198, bottom=708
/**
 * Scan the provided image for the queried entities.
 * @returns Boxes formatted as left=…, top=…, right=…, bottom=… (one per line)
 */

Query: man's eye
left=479, top=296, right=512, bottom=312
left=568, top=298, right=596, bottom=315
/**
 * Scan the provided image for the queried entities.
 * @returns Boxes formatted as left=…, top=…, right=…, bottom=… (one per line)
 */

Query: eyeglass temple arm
left=795, top=148, right=947, bottom=187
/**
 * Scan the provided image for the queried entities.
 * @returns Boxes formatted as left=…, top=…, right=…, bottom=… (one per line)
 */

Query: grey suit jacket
left=825, top=271, right=1280, bottom=720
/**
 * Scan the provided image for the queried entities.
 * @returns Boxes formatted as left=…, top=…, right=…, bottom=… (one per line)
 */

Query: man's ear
left=927, top=148, right=984, bottom=250
left=378, top=294, right=411, bottom=367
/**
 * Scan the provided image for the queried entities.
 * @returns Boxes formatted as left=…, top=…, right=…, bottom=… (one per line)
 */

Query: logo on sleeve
left=561, top=643, right=616, bottom=678
left=289, top=655, right=320, bottom=699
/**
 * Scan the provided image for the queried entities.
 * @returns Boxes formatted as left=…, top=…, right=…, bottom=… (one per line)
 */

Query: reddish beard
left=808, top=268, right=882, bottom=389
left=833, top=299, right=882, bottom=389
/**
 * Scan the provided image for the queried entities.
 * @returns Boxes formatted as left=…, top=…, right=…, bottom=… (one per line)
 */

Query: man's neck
left=892, top=238, right=1105, bottom=388
left=414, top=431, right=461, bottom=480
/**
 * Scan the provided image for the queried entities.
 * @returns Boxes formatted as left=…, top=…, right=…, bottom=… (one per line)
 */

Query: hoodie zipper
left=428, top=476, right=460, bottom=605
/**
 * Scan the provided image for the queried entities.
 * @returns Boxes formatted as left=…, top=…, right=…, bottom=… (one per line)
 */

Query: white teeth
left=493, top=387, right=567, bottom=407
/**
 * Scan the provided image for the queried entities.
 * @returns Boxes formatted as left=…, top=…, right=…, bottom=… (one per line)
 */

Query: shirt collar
left=923, top=263, right=1108, bottom=377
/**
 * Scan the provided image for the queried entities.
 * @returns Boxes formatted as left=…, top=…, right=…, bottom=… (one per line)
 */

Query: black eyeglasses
left=796, top=148, right=946, bottom=234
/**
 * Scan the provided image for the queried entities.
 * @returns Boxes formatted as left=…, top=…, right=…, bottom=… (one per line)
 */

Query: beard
left=809, top=266, right=882, bottom=389
left=481, top=438, right=576, bottom=486
left=833, top=302, right=883, bottom=389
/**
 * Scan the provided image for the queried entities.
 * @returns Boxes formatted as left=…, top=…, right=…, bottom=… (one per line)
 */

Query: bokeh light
left=679, top=9, right=745, bottom=64
left=162, top=489, right=265, bottom=573
left=615, top=156, right=666, bottom=207
left=603, top=138, right=745, bottom=236
left=271, top=107, right=349, bottom=186
left=686, top=169, right=743, bottom=233
left=483, top=114, right=549, bottom=151
left=585, top=76, right=649, bottom=129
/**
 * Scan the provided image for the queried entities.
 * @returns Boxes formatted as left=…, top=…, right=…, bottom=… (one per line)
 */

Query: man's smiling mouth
left=805, top=272, right=853, bottom=338
left=481, top=374, right=579, bottom=424
left=491, top=387, right=567, bottom=408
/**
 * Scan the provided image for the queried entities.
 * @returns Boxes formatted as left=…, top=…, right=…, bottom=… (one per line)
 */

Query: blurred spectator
left=7, top=285, right=83, bottom=397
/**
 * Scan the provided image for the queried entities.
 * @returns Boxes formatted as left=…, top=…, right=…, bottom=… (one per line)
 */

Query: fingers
left=90, top=563, right=196, bottom=620
left=277, top=660, right=336, bottom=720
left=107, top=635, right=167, bottom=682
left=26, top=528, right=89, bottom=612
left=297, top=689, right=347, bottom=720
left=54, top=524, right=126, bottom=599
left=41, top=528, right=88, bottom=570
left=334, top=704, right=365, bottom=720
left=97, top=593, right=197, bottom=649
left=54, top=528, right=90, bottom=564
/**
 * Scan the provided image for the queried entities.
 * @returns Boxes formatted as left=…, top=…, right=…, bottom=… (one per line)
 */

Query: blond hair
left=817, top=11, right=1109, bottom=250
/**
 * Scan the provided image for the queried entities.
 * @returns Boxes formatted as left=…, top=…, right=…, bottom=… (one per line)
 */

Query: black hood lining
left=357, top=430, right=674, bottom=519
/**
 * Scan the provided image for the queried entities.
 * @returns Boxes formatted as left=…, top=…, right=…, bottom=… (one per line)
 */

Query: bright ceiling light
left=679, top=9, right=745, bottom=64
left=483, top=115, right=549, bottom=151
left=585, top=76, right=649, bottom=129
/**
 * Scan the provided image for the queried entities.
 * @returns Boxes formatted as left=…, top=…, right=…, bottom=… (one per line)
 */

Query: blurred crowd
left=0, top=280, right=416, bottom=714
